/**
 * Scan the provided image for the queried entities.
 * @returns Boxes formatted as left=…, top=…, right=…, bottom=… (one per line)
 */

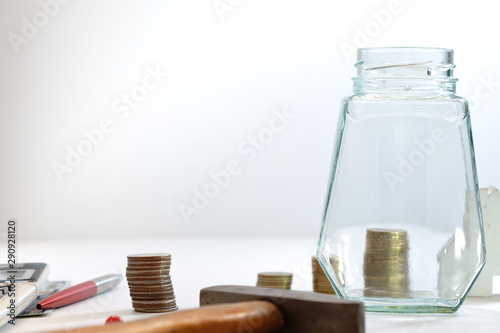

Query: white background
left=0, top=0, right=499, bottom=240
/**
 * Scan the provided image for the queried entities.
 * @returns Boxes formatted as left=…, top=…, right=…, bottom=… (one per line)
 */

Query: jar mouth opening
left=355, top=47, right=455, bottom=78
left=358, top=60, right=433, bottom=71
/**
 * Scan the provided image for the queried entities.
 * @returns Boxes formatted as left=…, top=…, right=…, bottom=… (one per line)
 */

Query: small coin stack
left=312, top=256, right=340, bottom=295
left=363, top=228, right=410, bottom=297
left=256, top=272, right=292, bottom=289
left=126, top=253, right=178, bottom=313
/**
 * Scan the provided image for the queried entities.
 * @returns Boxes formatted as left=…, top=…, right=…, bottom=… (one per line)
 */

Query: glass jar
left=317, top=47, right=486, bottom=313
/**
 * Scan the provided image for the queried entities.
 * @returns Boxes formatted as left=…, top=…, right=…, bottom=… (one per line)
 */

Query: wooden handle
left=43, top=300, right=284, bottom=333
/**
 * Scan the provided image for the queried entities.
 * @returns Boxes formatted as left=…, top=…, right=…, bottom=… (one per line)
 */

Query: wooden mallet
left=42, top=285, right=364, bottom=333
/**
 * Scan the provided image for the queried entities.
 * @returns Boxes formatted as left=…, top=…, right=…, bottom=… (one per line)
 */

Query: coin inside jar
left=363, top=228, right=410, bottom=297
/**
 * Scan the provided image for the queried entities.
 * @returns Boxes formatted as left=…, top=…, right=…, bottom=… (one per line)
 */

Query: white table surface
left=1, top=237, right=499, bottom=333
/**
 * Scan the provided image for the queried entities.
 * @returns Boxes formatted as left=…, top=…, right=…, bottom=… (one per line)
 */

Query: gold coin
left=257, top=272, right=292, bottom=278
left=130, top=292, right=175, bottom=298
left=132, top=299, right=177, bottom=308
left=127, top=262, right=171, bottom=268
left=126, top=271, right=171, bottom=278
left=131, top=294, right=177, bottom=301
left=127, top=265, right=171, bottom=270
left=128, top=253, right=171, bottom=260
left=128, top=283, right=173, bottom=288
left=134, top=306, right=178, bottom=313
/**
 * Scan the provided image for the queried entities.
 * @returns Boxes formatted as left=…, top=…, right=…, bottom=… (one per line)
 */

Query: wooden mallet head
left=200, top=285, right=365, bottom=333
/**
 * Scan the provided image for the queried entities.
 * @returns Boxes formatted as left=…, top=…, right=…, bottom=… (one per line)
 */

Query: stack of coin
left=363, top=228, right=410, bottom=297
left=126, top=253, right=178, bottom=313
left=312, top=256, right=340, bottom=295
left=256, top=272, right=292, bottom=289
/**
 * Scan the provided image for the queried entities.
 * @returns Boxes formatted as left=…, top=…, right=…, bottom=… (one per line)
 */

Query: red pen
left=36, top=274, right=122, bottom=310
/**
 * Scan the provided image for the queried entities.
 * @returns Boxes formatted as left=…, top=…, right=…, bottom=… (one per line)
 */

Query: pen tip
left=36, top=304, right=42, bottom=310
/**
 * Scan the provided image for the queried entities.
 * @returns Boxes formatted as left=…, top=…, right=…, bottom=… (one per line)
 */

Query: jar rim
left=358, top=46, right=453, bottom=53
left=355, top=47, right=455, bottom=78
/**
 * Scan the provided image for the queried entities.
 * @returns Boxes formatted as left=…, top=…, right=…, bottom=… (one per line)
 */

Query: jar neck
left=353, top=48, right=457, bottom=97
left=353, top=77, right=457, bottom=97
